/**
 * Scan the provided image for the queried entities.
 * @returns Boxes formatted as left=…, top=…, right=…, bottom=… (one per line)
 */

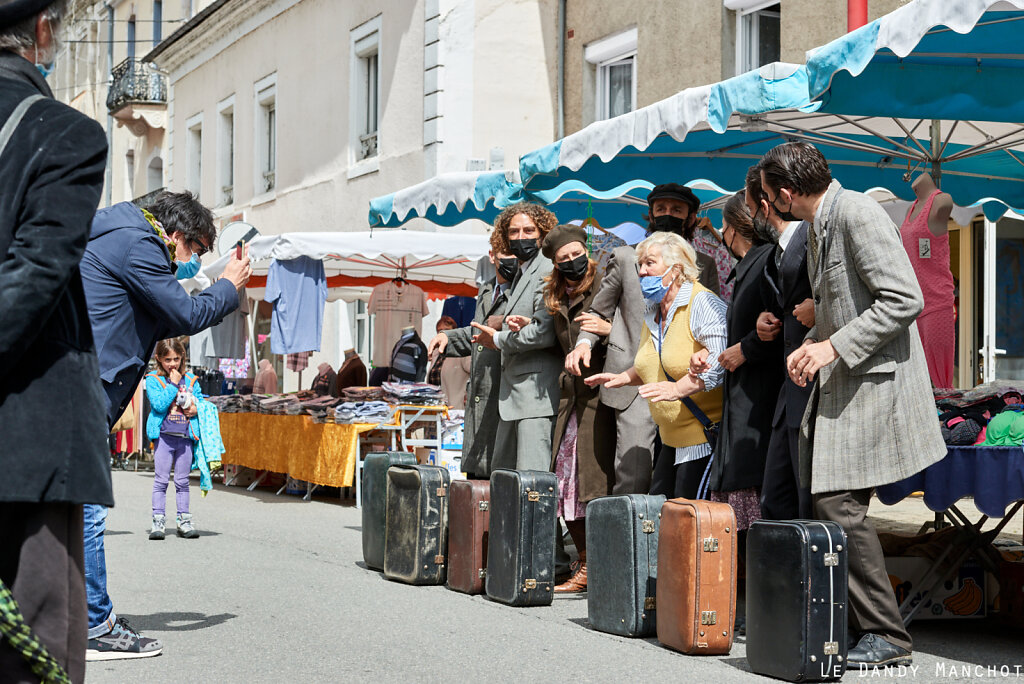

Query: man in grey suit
left=760, top=142, right=946, bottom=668
left=427, top=242, right=516, bottom=478
left=564, top=183, right=717, bottom=493
left=471, top=203, right=561, bottom=471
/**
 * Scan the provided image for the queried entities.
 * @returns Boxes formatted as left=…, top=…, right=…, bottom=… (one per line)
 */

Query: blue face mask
left=35, top=61, right=54, bottom=79
left=174, top=253, right=201, bottom=280
left=639, top=272, right=672, bottom=303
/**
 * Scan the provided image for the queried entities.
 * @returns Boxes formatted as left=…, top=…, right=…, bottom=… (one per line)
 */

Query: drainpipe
left=105, top=2, right=114, bottom=207
left=847, top=0, right=867, bottom=32
left=557, top=0, right=565, bottom=139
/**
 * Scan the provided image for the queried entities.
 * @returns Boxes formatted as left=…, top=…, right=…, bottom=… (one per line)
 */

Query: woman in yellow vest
left=586, top=231, right=726, bottom=499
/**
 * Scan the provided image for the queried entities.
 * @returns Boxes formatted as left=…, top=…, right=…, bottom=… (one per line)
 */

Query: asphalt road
left=86, top=471, right=1024, bottom=683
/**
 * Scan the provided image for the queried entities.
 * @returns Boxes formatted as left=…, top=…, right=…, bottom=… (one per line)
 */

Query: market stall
left=188, top=231, right=488, bottom=496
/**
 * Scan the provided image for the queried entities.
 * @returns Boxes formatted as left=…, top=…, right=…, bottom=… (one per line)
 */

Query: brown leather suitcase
left=656, top=498, right=737, bottom=655
left=446, top=479, right=490, bottom=594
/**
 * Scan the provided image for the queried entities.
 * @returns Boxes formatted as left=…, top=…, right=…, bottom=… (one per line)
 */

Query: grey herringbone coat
left=800, top=180, right=945, bottom=494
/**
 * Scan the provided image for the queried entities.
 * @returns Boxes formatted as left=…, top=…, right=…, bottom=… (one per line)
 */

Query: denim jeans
left=83, top=503, right=116, bottom=638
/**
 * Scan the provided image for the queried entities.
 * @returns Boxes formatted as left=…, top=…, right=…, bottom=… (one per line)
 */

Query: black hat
left=647, top=183, right=700, bottom=213
left=0, top=0, right=53, bottom=29
left=541, top=224, right=588, bottom=260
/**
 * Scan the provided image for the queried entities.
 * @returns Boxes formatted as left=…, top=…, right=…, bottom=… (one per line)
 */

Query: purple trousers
left=152, top=433, right=192, bottom=516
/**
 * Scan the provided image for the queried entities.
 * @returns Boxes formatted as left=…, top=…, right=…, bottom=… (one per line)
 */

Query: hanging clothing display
left=368, top=280, right=429, bottom=367
left=901, top=190, right=956, bottom=387
left=286, top=351, right=313, bottom=372
left=266, top=256, right=328, bottom=355
left=389, top=329, right=428, bottom=382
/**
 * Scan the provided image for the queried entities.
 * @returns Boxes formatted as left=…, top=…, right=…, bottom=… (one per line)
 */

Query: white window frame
left=348, top=15, right=381, bottom=178
left=349, top=299, right=373, bottom=364
left=185, top=112, right=203, bottom=199
left=217, top=95, right=235, bottom=208
left=585, top=28, right=638, bottom=122
left=253, top=74, right=277, bottom=199
left=734, top=1, right=781, bottom=75
left=125, top=149, right=135, bottom=200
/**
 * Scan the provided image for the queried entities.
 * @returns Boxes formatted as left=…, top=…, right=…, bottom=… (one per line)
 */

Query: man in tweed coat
left=760, top=143, right=945, bottom=668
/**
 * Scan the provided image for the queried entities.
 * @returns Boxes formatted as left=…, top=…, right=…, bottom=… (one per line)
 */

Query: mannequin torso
left=908, top=173, right=953, bottom=237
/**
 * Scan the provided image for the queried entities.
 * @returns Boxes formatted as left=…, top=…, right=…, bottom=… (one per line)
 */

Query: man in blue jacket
left=80, top=190, right=251, bottom=660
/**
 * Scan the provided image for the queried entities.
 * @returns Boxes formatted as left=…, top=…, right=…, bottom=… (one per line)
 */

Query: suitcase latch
left=642, top=520, right=656, bottom=534
left=524, top=579, right=537, bottom=590
left=478, top=568, right=487, bottom=579
left=703, top=538, right=719, bottom=552
left=823, top=553, right=838, bottom=567
left=434, top=555, right=445, bottom=565
left=644, top=597, right=656, bottom=610
left=436, top=487, right=447, bottom=497
left=527, top=491, right=540, bottom=502
left=479, top=501, right=489, bottom=511
left=823, top=641, right=839, bottom=655
left=700, top=611, right=717, bottom=625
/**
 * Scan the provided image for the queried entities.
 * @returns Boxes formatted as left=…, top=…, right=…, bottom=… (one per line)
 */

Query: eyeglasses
left=189, top=240, right=211, bottom=258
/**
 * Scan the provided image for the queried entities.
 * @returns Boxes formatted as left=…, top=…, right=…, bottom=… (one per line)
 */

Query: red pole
left=848, top=0, right=868, bottom=31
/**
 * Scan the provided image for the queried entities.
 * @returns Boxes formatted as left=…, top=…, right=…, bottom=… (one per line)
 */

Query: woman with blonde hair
left=519, top=225, right=615, bottom=593
left=586, top=231, right=727, bottom=499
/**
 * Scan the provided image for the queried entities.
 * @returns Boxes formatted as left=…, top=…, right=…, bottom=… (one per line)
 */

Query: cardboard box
left=428, top=449, right=466, bottom=481
left=885, top=556, right=986, bottom=619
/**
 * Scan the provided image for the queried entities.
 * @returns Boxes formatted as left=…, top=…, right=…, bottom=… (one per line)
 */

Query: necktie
left=808, top=221, right=820, bottom=279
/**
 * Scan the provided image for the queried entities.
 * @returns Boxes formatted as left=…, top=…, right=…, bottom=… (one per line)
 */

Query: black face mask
left=556, top=254, right=589, bottom=282
left=648, top=214, right=685, bottom=234
left=496, top=257, right=519, bottom=283
left=509, top=238, right=540, bottom=261
left=770, top=194, right=800, bottom=223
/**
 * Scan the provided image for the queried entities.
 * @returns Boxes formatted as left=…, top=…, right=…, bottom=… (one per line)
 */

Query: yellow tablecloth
left=219, top=413, right=377, bottom=488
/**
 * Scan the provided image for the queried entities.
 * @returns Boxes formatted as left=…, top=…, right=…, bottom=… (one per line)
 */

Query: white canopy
left=196, top=230, right=491, bottom=301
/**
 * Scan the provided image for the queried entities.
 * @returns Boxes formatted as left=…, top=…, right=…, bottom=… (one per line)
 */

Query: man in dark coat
left=750, top=165, right=816, bottom=521
left=79, top=191, right=251, bottom=660
left=0, top=1, right=110, bottom=680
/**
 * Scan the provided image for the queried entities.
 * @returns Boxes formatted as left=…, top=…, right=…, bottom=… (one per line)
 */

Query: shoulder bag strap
left=0, top=94, right=45, bottom=160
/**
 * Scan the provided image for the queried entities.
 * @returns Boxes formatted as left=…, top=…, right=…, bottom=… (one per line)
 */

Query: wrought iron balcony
left=106, top=58, right=167, bottom=113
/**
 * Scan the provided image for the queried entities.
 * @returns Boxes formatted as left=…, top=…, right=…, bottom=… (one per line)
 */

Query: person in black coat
left=705, top=190, right=783, bottom=532
left=0, top=3, right=111, bottom=680
left=749, top=167, right=817, bottom=521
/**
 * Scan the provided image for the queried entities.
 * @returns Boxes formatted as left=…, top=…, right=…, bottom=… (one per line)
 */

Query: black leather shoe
left=734, top=616, right=746, bottom=635
left=847, top=633, right=912, bottom=667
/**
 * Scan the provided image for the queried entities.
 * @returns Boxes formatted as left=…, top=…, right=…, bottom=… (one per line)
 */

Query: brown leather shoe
left=554, top=552, right=587, bottom=593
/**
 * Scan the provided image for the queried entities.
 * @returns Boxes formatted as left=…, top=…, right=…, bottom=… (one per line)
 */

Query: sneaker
left=85, top=618, right=163, bottom=661
left=149, top=514, right=165, bottom=541
left=176, top=513, right=199, bottom=539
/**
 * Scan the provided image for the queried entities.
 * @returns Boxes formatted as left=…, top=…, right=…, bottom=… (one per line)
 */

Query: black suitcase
left=746, top=520, right=849, bottom=682
left=361, top=451, right=417, bottom=571
left=485, top=469, right=557, bottom=606
left=586, top=494, right=665, bottom=637
left=383, top=464, right=451, bottom=585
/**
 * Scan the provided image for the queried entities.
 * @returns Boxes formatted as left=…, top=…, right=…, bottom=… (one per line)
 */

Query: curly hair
left=491, top=202, right=558, bottom=254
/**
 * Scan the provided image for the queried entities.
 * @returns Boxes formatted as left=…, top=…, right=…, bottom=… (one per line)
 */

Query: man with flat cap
left=0, top=0, right=140, bottom=680
left=565, top=183, right=719, bottom=496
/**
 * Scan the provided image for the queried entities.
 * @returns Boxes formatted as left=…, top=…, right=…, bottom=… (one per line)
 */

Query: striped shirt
left=644, top=281, right=728, bottom=464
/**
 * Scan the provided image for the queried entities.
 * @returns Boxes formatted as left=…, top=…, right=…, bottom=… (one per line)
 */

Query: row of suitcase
left=360, top=452, right=849, bottom=682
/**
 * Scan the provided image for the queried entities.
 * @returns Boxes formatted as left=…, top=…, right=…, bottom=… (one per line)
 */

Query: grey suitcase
left=586, top=494, right=666, bottom=636
left=485, top=469, right=557, bottom=606
left=383, top=464, right=451, bottom=585
left=361, top=451, right=416, bottom=570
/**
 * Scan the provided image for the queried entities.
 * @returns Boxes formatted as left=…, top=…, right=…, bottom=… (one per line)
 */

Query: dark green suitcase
left=361, top=451, right=416, bottom=570
left=383, top=464, right=451, bottom=585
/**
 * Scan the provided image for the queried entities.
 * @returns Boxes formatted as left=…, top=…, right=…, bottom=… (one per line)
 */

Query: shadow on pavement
left=120, top=612, right=237, bottom=632
left=912, top=618, right=1024, bottom=668
left=105, top=530, right=133, bottom=536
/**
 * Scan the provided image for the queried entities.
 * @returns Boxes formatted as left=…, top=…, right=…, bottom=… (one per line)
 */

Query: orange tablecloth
left=219, top=413, right=377, bottom=488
